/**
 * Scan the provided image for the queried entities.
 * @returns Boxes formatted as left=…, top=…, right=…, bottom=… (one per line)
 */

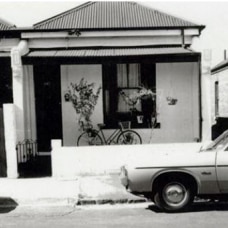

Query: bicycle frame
left=98, top=127, right=123, bottom=145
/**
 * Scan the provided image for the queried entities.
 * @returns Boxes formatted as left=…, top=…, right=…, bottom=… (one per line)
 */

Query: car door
left=216, top=144, right=228, bottom=192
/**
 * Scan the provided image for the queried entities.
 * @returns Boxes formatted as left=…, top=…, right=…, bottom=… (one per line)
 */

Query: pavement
left=0, top=174, right=147, bottom=207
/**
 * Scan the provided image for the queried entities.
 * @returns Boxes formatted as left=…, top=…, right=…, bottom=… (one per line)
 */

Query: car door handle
left=201, top=172, right=212, bottom=175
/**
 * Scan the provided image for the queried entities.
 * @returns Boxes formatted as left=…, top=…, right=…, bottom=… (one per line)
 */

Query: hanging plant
left=67, top=78, right=102, bottom=130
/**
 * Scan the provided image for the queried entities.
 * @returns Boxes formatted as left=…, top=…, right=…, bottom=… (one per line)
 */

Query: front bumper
left=120, top=166, right=129, bottom=189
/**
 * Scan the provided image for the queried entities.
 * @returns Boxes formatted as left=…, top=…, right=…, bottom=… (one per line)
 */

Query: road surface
left=0, top=202, right=228, bottom=228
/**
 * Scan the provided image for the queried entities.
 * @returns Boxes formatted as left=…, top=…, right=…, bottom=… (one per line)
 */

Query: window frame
left=102, top=62, right=156, bottom=129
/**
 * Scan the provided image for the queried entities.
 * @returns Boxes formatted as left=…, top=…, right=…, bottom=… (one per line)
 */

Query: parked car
left=120, top=130, right=228, bottom=212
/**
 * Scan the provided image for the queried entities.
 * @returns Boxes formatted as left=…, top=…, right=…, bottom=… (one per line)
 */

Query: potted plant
left=67, top=78, right=101, bottom=130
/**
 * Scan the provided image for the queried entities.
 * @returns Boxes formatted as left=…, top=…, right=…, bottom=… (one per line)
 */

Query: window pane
left=117, top=64, right=140, bottom=88
left=117, top=64, right=128, bottom=87
left=129, top=64, right=141, bottom=87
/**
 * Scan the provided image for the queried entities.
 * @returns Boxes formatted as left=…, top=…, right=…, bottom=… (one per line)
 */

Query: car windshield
left=204, top=131, right=228, bottom=151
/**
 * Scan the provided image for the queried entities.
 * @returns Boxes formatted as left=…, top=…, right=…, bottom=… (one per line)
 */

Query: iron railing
left=16, top=139, right=38, bottom=163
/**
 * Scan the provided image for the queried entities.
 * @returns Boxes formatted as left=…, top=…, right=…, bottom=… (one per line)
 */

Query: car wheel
left=155, top=179, right=194, bottom=212
left=153, top=192, right=162, bottom=210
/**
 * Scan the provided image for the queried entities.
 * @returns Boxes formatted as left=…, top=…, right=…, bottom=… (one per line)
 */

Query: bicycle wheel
left=117, top=130, right=142, bottom=145
left=77, top=130, right=103, bottom=146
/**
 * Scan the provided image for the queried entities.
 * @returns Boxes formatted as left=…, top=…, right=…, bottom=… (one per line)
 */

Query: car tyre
left=154, top=178, right=194, bottom=212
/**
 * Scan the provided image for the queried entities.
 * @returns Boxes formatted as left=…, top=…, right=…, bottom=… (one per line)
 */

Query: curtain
left=117, top=64, right=141, bottom=112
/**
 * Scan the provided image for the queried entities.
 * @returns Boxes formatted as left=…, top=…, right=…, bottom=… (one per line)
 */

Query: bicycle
left=77, top=121, right=142, bottom=146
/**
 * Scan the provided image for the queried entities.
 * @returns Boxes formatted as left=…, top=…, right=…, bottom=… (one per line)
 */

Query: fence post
left=51, top=140, right=62, bottom=178
left=3, top=104, right=18, bottom=178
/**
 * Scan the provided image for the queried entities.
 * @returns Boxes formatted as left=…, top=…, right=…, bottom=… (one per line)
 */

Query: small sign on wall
left=166, top=96, right=178, bottom=105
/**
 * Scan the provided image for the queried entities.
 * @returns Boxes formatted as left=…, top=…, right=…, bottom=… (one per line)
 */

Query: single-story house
left=0, top=1, right=207, bottom=177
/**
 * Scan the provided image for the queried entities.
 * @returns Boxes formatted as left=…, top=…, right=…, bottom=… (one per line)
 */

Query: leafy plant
left=67, top=78, right=101, bottom=130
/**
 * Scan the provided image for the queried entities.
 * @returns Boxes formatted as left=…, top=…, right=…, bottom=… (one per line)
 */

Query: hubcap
left=163, top=183, right=187, bottom=205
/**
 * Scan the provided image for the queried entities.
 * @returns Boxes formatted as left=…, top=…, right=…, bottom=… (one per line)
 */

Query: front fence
left=16, top=139, right=38, bottom=164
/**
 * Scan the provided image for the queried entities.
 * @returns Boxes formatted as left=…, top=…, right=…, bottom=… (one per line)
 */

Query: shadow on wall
left=0, top=108, right=7, bottom=177
left=0, top=198, right=18, bottom=213
left=0, top=160, right=7, bottom=177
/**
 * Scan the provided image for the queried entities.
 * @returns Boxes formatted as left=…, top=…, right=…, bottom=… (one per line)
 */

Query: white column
left=3, top=104, right=18, bottom=178
left=11, top=40, right=29, bottom=141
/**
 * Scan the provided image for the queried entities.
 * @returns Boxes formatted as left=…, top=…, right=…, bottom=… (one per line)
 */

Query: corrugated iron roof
left=34, top=1, right=203, bottom=30
left=0, top=17, right=16, bottom=30
left=26, top=47, right=195, bottom=58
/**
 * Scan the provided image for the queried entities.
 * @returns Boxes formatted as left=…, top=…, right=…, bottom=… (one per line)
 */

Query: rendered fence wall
left=51, top=140, right=201, bottom=179
left=3, top=104, right=18, bottom=178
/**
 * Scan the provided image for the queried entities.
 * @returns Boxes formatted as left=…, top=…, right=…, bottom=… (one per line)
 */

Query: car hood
left=120, top=143, right=208, bottom=168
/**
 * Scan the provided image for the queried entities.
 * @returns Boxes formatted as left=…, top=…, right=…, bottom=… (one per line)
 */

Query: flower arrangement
left=119, top=86, right=156, bottom=110
left=67, top=78, right=101, bottom=130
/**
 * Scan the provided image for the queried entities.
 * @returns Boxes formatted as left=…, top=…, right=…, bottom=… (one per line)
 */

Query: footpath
left=0, top=174, right=147, bottom=207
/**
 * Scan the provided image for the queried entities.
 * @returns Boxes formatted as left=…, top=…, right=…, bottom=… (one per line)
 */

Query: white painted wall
left=22, top=29, right=199, bottom=39
left=61, top=65, right=103, bottom=146
left=60, top=62, right=199, bottom=145
left=212, top=68, right=228, bottom=118
left=154, top=62, right=199, bottom=142
left=28, top=36, right=193, bottom=49
left=0, top=38, right=19, bottom=52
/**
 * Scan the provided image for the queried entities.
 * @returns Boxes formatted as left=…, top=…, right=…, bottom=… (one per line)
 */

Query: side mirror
left=200, top=141, right=213, bottom=151
left=216, top=144, right=224, bottom=151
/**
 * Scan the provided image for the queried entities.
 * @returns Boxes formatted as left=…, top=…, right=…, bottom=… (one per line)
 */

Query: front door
left=34, top=64, right=63, bottom=152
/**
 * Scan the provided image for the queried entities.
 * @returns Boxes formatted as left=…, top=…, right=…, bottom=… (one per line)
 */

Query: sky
left=0, top=0, right=227, bottom=67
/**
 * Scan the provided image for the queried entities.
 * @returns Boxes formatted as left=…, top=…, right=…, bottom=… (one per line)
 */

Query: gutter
left=211, top=62, right=228, bottom=75
left=0, top=25, right=206, bottom=33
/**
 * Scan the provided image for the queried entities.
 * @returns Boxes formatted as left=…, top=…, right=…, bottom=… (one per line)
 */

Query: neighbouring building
left=211, top=51, right=228, bottom=139
left=0, top=18, right=16, bottom=176
left=0, top=1, right=207, bottom=177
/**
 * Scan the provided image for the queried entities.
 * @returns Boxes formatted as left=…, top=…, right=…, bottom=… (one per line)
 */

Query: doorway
left=34, top=64, right=63, bottom=152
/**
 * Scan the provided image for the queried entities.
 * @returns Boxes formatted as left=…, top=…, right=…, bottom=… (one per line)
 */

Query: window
left=103, top=62, right=156, bottom=128
left=117, top=64, right=141, bottom=113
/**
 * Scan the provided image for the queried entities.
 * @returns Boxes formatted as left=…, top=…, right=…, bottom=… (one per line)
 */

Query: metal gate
left=16, top=139, right=51, bottom=177
left=16, top=139, right=38, bottom=177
